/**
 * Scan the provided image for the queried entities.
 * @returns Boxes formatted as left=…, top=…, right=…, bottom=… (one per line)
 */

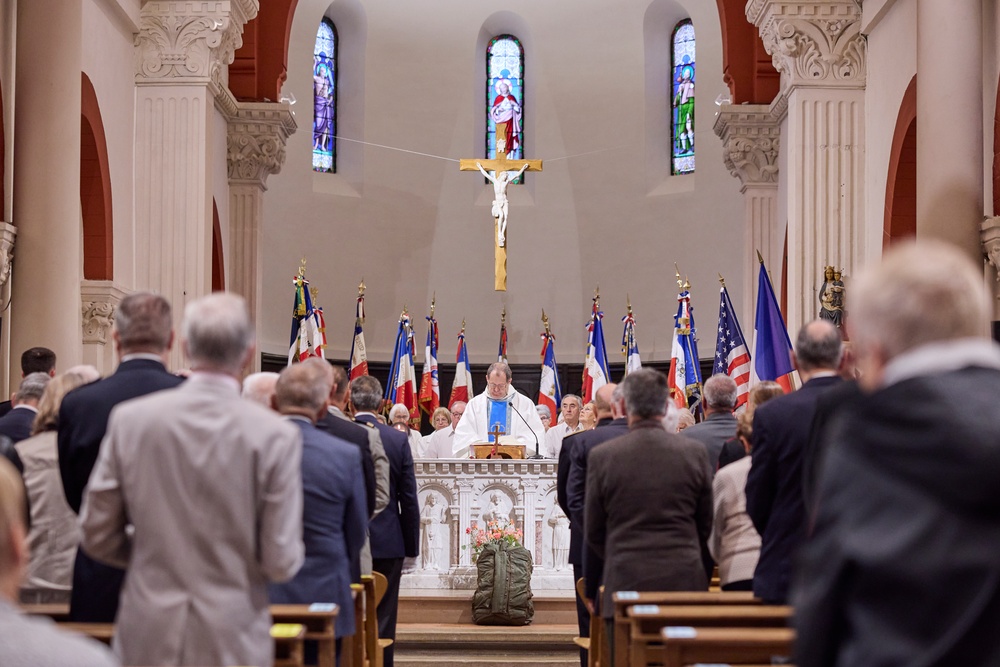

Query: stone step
left=399, top=589, right=577, bottom=625
left=396, top=649, right=578, bottom=667
left=394, top=623, right=580, bottom=667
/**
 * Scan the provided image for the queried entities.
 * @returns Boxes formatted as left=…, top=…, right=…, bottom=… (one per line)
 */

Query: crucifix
left=488, top=422, right=506, bottom=444
left=459, top=144, right=543, bottom=291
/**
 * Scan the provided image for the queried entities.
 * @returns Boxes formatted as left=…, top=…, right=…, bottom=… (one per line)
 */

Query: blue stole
left=487, top=398, right=511, bottom=442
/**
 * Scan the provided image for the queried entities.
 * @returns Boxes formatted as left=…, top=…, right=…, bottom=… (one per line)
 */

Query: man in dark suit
left=349, top=375, right=419, bottom=667
left=269, top=359, right=367, bottom=663
left=745, top=319, right=842, bottom=604
left=795, top=242, right=1000, bottom=666
left=0, top=347, right=57, bottom=419
left=680, top=374, right=738, bottom=471
left=560, top=382, right=626, bottom=667
left=0, top=372, right=50, bottom=443
left=58, top=292, right=183, bottom=622
left=586, top=369, right=713, bottom=630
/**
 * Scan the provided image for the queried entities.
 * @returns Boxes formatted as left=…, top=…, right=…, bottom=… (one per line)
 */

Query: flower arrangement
left=464, top=519, right=524, bottom=561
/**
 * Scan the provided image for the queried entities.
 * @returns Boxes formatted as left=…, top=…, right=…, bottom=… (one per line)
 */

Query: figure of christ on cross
left=459, top=144, right=542, bottom=291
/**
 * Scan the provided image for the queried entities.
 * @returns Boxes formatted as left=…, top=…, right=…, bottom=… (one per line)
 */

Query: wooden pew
left=20, top=602, right=70, bottom=622
left=659, top=626, right=795, bottom=667
left=342, top=585, right=365, bottom=667
left=364, top=572, right=393, bottom=667
left=611, top=591, right=759, bottom=667
left=57, top=622, right=114, bottom=645
left=573, top=579, right=606, bottom=667
left=627, top=605, right=791, bottom=667
left=272, top=623, right=307, bottom=667
left=271, top=603, right=339, bottom=667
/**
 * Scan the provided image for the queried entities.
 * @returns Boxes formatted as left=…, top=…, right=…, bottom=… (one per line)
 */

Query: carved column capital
left=80, top=281, right=127, bottom=346
left=747, top=0, right=866, bottom=89
left=136, top=0, right=258, bottom=85
left=981, top=217, right=1000, bottom=283
left=0, top=222, right=16, bottom=290
left=227, top=102, right=297, bottom=189
left=714, top=105, right=780, bottom=189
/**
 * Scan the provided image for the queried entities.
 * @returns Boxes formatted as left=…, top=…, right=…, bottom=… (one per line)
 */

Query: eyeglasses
left=451, top=411, right=464, bottom=417
left=487, top=382, right=508, bottom=390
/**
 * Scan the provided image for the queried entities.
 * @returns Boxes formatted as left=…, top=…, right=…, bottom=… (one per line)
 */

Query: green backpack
left=471, top=541, right=535, bottom=625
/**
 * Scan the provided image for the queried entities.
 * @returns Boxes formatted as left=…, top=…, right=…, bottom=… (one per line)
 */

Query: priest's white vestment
left=452, top=387, right=546, bottom=457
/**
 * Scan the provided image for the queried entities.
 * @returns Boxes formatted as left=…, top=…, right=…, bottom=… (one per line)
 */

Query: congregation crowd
left=0, top=240, right=998, bottom=667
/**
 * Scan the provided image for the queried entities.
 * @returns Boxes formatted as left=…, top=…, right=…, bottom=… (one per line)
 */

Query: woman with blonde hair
left=15, top=369, right=96, bottom=596
left=579, top=401, right=598, bottom=430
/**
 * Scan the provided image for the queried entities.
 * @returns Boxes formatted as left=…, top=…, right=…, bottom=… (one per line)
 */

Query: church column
left=11, top=0, right=83, bottom=368
left=456, top=476, right=474, bottom=567
left=520, top=478, right=538, bottom=566
left=134, top=0, right=256, bottom=370
left=714, top=105, right=780, bottom=322
left=917, top=1, right=983, bottom=257
left=226, top=101, right=296, bottom=360
left=81, top=282, right=127, bottom=376
left=749, top=0, right=866, bottom=333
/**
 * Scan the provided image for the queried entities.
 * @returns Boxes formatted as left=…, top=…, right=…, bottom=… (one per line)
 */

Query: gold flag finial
left=461, top=318, right=466, bottom=333
left=310, top=286, right=319, bottom=303
left=357, top=278, right=366, bottom=297
left=675, top=264, right=684, bottom=289
left=430, top=292, right=436, bottom=317
left=756, top=250, right=764, bottom=265
left=298, top=258, right=307, bottom=278
left=541, top=308, right=551, bottom=334
left=684, top=275, right=691, bottom=291
left=718, top=273, right=726, bottom=287
left=626, top=294, right=633, bottom=315
left=501, top=305, right=506, bottom=325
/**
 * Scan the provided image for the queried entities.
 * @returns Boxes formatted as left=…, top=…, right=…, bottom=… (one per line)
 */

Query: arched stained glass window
left=486, top=35, right=524, bottom=182
left=312, top=18, right=337, bottom=173
left=671, top=20, right=695, bottom=175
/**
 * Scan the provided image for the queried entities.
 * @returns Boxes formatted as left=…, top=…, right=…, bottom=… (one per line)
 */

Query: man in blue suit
left=270, top=359, right=367, bottom=665
left=349, top=375, right=419, bottom=667
left=745, top=319, right=842, bottom=604
left=58, top=292, right=183, bottom=622
left=0, top=372, right=50, bottom=443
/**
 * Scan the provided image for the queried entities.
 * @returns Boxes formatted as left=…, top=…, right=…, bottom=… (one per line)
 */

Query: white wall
left=262, top=0, right=745, bottom=365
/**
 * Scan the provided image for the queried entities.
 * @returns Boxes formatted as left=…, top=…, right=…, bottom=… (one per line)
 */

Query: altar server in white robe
left=453, top=362, right=546, bottom=457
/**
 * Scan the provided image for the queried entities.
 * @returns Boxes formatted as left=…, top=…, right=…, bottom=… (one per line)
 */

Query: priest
left=453, top=362, right=546, bottom=457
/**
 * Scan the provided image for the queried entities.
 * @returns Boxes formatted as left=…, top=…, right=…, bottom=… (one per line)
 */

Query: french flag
left=621, top=304, right=641, bottom=378
left=419, top=311, right=440, bottom=415
left=385, top=311, right=420, bottom=429
left=449, top=324, right=475, bottom=408
left=752, top=259, right=796, bottom=393
left=538, top=329, right=561, bottom=422
left=348, top=291, right=369, bottom=380
left=581, top=295, right=609, bottom=404
left=667, top=288, right=703, bottom=410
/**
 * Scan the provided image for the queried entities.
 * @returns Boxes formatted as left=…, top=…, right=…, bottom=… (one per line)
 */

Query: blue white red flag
left=449, top=324, right=475, bottom=408
left=581, top=294, right=610, bottom=404
left=667, top=288, right=703, bottom=410
left=288, top=274, right=326, bottom=365
left=498, top=314, right=508, bottom=363
left=385, top=311, right=420, bottom=428
left=418, top=308, right=440, bottom=416
left=621, top=303, right=641, bottom=378
left=348, top=290, right=368, bottom=380
left=538, top=327, right=561, bottom=422
left=714, top=283, right=751, bottom=410
left=752, top=260, right=796, bottom=393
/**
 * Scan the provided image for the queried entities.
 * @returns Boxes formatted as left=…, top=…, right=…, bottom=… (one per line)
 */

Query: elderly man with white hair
left=681, top=374, right=738, bottom=471
left=794, top=241, right=1000, bottom=667
left=242, top=371, right=279, bottom=407
left=80, top=293, right=304, bottom=667
left=543, top=394, right=583, bottom=459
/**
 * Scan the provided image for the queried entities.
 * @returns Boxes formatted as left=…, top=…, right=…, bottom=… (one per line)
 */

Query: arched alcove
left=714, top=0, right=778, bottom=104
left=884, top=76, right=917, bottom=249
left=80, top=73, right=113, bottom=280
left=231, top=0, right=299, bottom=101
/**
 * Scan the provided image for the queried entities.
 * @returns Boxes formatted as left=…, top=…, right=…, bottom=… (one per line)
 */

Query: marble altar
left=401, top=458, right=575, bottom=591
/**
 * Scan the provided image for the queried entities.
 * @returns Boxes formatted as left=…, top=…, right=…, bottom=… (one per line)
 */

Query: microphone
left=509, top=400, right=544, bottom=459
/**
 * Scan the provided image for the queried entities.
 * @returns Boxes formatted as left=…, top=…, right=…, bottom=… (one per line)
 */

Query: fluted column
left=749, top=0, right=866, bottom=334
left=0, top=223, right=15, bottom=395
left=134, top=0, right=256, bottom=370
left=227, top=101, right=296, bottom=360
left=917, top=1, right=982, bottom=258
left=11, top=0, right=83, bottom=371
left=715, top=105, right=780, bottom=322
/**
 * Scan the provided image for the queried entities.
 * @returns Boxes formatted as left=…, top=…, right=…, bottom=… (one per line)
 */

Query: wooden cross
left=488, top=422, right=506, bottom=444
left=459, top=152, right=543, bottom=291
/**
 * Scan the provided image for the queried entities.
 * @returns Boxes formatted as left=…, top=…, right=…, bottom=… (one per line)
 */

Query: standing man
left=58, top=292, right=183, bottom=622
left=424, top=401, right=465, bottom=458
left=795, top=242, right=1000, bottom=665
left=745, top=319, right=842, bottom=604
left=0, top=373, right=50, bottom=443
left=586, top=369, right=713, bottom=642
left=544, top=394, right=583, bottom=459
left=270, top=360, right=367, bottom=663
left=79, top=293, right=304, bottom=667
left=0, top=347, right=57, bottom=418
left=350, top=375, right=419, bottom=667
left=682, top=374, right=739, bottom=471
left=453, top=362, right=546, bottom=457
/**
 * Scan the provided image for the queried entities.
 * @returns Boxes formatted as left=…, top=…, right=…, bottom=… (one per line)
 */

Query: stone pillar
left=749, top=0, right=866, bottom=334
left=521, top=478, right=537, bottom=565
left=226, top=101, right=296, bottom=361
left=81, top=281, right=127, bottom=376
left=11, top=0, right=83, bottom=371
left=134, top=0, right=256, bottom=370
left=714, top=105, right=781, bottom=321
left=456, top=476, right=474, bottom=567
left=917, top=1, right=983, bottom=257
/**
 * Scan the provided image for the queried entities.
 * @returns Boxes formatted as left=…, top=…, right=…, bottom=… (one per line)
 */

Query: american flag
left=714, top=284, right=751, bottom=410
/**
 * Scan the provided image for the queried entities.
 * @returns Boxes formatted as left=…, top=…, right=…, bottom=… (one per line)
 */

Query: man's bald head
left=594, top=383, right=616, bottom=419
left=795, top=319, right=843, bottom=375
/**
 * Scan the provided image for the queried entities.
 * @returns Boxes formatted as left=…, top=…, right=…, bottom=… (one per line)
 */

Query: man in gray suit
left=681, top=374, right=738, bottom=471
left=80, top=293, right=304, bottom=667
left=586, top=369, right=713, bottom=635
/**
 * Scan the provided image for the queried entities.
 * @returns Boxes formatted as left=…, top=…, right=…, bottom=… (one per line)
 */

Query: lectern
left=471, top=443, right=526, bottom=459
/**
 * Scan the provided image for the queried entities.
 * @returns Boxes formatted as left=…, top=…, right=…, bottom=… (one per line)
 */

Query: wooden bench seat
left=271, top=622, right=307, bottom=667
left=659, top=626, right=794, bottom=667
left=271, top=603, right=339, bottom=667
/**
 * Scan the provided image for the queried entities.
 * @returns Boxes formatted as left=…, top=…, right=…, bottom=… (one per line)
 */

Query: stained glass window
left=312, top=18, right=337, bottom=173
left=486, top=35, right=524, bottom=183
left=671, top=20, right=695, bottom=175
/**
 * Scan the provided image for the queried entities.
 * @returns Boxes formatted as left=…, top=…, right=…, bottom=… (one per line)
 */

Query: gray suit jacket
left=80, top=374, right=304, bottom=667
left=682, top=411, right=738, bottom=470
left=586, top=420, right=713, bottom=617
